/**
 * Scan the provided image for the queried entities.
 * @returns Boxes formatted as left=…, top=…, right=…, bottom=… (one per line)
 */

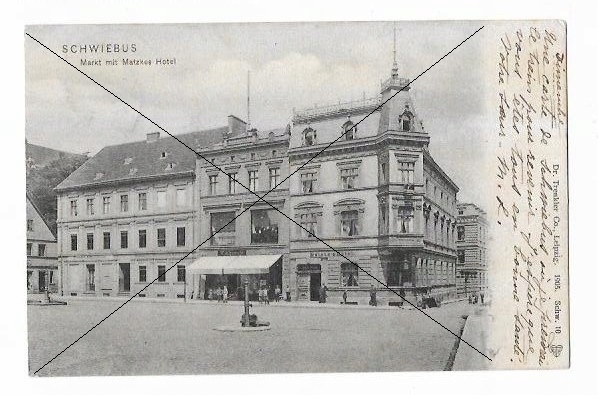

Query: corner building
left=455, top=203, right=488, bottom=297
left=288, top=60, right=459, bottom=304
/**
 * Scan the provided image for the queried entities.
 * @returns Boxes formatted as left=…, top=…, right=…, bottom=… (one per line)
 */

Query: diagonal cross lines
left=26, top=25, right=488, bottom=374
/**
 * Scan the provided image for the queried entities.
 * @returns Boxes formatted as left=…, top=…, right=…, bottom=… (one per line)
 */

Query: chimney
left=146, top=132, right=160, bottom=143
left=227, top=115, right=247, bottom=137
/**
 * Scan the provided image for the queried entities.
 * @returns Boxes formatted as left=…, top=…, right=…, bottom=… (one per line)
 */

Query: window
left=301, top=172, right=316, bottom=193
left=458, top=209, right=464, bottom=215
left=70, top=200, right=78, bottom=217
left=157, top=190, right=166, bottom=208
left=139, top=265, right=147, bottom=282
left=157, top=228, right=166, bottom=247
left=248, top=170, right=259, bottom=192
left=251, top=209, right=279, bottom=244
left=343, top=121, right=355, bottom=140
left=120, top=195, right=129, bottom=212
left=269, top=168, right=280, bottom=189
left=176, top=188, right=186, bottom=206
left=380, top=162, right=388, bottom=183
left=379, top=203, right=388, bottom=235
left=341, top=262, right=359, bottom=286
left=138, top=192, right=147, bottom=211
left=303, top=127, right=317, bottom=146
left=102, top=196, right=111, bottom=214
left=27, top=242, right=32, bottom=256
left=299, top=212, right=318, bottom=238
left=457, top=226, right=465, bottom=241
left=86, top=264, right=95, bottom=291
left=387, top=259, right=412, bottom=286
left=458, top=251, right=465, bottom=263
left=86, top=198, right=94, bottom=215
left=400, top=112, right=412, bottom=131
left=138, top=229, right=147, bottom=248
left=228, top=173, right=238, bottom=194
left=397, top=206, right=414, bottom=233
left=70, top=234, right=78, bottom=251
left=340, top=167, right=358, bottom=189
left=103, top=232, right=111, bottom=249
left=340, top=210, right=360, bottom=236
left=177, top=265, right=186, bottom=282
left=209, top=175, right=218, bottom=195
left=87, top=233, right=94, bottom=250
left=176, top=227, right=186, bottom=247
left=37, top=243, right=46, bottom=257
left=27, top=219, right=33, bottom=231
left=398, top=161, right=415, bottom=184
left=161, top=151, right=168, bottom=158
left=210, top=211, right=236, bottom=246
left=120, top=231, right=128, bottom=249
left=158, top=265, right=166, bottom=282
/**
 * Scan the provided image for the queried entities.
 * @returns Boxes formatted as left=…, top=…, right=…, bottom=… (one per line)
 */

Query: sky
left=25, top=21, right=492, bottom=205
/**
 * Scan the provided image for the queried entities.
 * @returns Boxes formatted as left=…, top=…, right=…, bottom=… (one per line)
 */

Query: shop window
left=251, top=209, right=279, bottom=244
left=210, top=211, right=236, bottom=246
left=341, top=262, right=359, bottom=287
left=303, top=127, right=317, bottom=146
left=340, top=210, right=360, bottom=236
left=157, top=228, right=166, bottom=247
left=340, top=167, right=358, bottom=189
left=387, top=260, right=412, bottom=287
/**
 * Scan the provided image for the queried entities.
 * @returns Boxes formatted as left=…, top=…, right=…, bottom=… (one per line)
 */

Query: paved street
left=28, top=299, right=477, bottom=376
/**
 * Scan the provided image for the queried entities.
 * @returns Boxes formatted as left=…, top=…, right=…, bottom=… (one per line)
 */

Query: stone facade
left=455, top=203, right=488, bottom=297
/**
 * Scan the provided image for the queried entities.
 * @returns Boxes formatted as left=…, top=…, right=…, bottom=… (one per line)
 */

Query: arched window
left=303, top=127, right=317, bottom=146
left=399, top=111, right=413, bottom=132
left=342, top=121, right=356, bottom=140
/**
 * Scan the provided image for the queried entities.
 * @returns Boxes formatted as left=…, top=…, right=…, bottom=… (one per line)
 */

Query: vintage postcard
left=25, top=20, right=568, bottom=376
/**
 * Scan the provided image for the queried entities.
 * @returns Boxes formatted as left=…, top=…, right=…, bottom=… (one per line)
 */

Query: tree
left=26, top=155, right=88, bottom=234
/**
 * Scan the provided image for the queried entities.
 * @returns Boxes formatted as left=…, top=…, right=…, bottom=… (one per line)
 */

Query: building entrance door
left=119, top=263, right=130, bottom=292
left=38, top=270, right=46, bottom=292
left=309, top=272, right=321, bottom=301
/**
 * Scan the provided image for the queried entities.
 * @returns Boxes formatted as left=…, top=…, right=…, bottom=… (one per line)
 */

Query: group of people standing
left=207, top=285, right=229, bottom=303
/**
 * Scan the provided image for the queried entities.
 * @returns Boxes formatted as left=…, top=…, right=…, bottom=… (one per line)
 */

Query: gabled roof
left=56, top=127, right=226, bottom=191
left=26, top=141, right=85, bottom=168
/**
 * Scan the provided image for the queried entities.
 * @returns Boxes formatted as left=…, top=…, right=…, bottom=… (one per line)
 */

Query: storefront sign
left=217, top=249, right=247, bottom=256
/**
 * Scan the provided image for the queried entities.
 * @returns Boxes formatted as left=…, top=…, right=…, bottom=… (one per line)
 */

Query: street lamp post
left=243, top=279, right=250, bottom=327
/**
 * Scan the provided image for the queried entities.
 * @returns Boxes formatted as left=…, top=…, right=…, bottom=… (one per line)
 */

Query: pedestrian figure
left=285, top=284, right=291, bottom=302
left=319, top=284, right=327, bottom=303
left=342, top=289, right=348, bottom=304
left=480, top=292, right=485, bottom=304
left=208, top=288, right=214, bottom=301
left=265, top=287, right=270, bottom=305
left=217, top=286, right=223, bottom=303
left=369, top=285, right=377, bottom=306
left=275, top=285, right=281, bottom=302
left=222, top=285, right=228, bottom=303
left=468, top=294, right=472, bottom=304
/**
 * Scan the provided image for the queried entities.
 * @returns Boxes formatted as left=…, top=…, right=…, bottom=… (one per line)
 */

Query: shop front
left=188, top=254, right=283, bottom=301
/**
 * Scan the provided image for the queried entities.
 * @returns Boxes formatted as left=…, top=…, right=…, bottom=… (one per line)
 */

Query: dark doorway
left=309, top=272, right=321, bottom=301
left=119, top=263, right=130, bottom=292
left=38, top=271, right=46, bottom=292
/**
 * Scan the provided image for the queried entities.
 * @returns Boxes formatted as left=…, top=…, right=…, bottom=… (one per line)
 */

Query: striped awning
left=187, top=254, right=282, bottom=275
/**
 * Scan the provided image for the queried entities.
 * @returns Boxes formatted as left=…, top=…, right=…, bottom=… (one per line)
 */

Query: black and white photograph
left=22, top=19, right=568, bottom=378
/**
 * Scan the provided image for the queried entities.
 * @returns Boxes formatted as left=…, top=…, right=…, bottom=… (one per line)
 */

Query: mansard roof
left=55, top=127, right=227, bottom=191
